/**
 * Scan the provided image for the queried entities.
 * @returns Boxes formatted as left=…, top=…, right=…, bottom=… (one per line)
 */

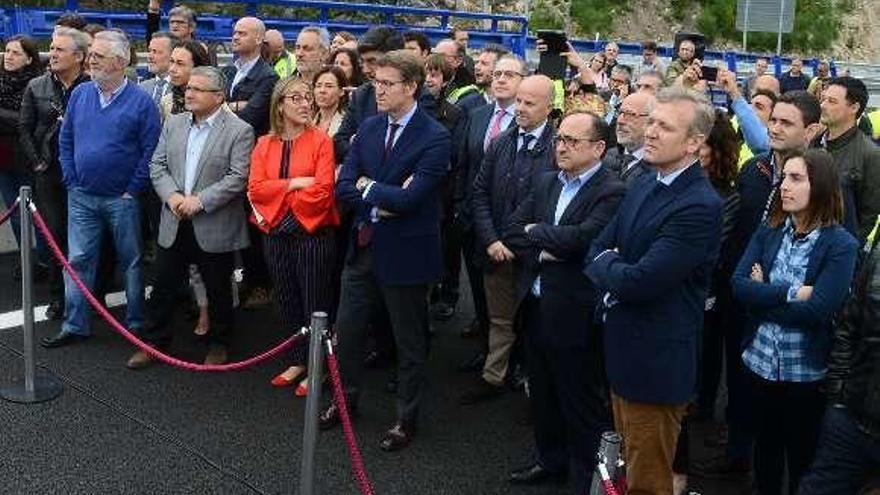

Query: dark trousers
left=461, top=228, right=489, bottom=336
left=241, top=217, right=271, bottom=291
left=698, top=285, right=733, bottom=417
left=143, top=221, right=235, bottom=348
left=752, top=374, right=826, bottom=495
left=34, top=169, right=67, bottom=302
left=522, top=295, right=611, bottom=493
left=433, top=184, right=461, bottom=306
left=263, top=228, right=335, bottom=366
left=799, top=406, right=880, bottom=495
left=336, top=248, right=429, bottom=424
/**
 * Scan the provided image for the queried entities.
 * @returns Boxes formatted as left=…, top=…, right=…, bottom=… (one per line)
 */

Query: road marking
left=0, top=287, right=153, bottom=331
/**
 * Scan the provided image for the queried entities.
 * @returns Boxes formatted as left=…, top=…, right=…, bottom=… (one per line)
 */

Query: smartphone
left=537, top=30, right=568, bottom=54
left=700, top=66, right=719, bottom=81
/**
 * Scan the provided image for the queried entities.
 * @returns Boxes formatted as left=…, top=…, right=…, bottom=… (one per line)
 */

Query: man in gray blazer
left=127, top=66, right=255, bottom=369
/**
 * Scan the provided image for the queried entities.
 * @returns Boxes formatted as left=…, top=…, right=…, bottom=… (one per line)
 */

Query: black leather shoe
left=378, top=421, right=415, bottom=452
left=508, top=463, right=567, bottom=485
left=459, top=378, right=505, bottom=405
left=44, top=301, right=64, bottom=321
left=318, top=402, right=357, bottom=431
left=40, top=331, right=88, bottom=349
left=456, top=351, right=486, bottom=373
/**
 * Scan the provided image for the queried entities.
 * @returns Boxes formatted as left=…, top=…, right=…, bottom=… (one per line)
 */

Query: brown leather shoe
left=126, top=350, right=155, bottom=370
left=204, top=345, right=228, bottom=365
left=378, top=421, right=415, bottom=452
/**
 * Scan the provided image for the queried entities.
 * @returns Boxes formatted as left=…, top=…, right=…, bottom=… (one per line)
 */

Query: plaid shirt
left=743, top=220, right=824, bottom=382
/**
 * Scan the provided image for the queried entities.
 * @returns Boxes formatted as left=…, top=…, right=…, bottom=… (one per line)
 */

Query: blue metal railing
left=0, top=0, right=529, bottom=55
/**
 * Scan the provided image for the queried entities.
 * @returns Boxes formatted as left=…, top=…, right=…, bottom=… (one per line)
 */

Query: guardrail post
left=299, top=311, right=329, bottom=495
left=1, top=187, right=63, bottom=404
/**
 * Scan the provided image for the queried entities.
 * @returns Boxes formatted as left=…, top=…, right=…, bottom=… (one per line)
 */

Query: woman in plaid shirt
left=731, top=149, right=859, bottom=495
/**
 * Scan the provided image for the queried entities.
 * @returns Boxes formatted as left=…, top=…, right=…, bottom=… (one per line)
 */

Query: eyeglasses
left=491, top=70, right=525, bottom=80
left=185, top=86, right=222, bottom=93
left=283, top=94, right=313, bottom=105
left=87, top=52, right=109, bottom=61
left=554, top=135, right=600, bottom=147
left=610, top=77, right=628, bottom=85
left=169, top=19, right=189, bottom=26
left=373, top=79, right=406, bottom=91
left=618, top=109, right=650, bottom=119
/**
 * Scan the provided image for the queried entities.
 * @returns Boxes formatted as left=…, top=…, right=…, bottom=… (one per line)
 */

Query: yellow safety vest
left=447, top=84, right=480, bottom=104
left=869, top=109, right=880, bottom=141
left=274, top=52, right=297, bottom=80
left=866, top=215, right=880, bottom=253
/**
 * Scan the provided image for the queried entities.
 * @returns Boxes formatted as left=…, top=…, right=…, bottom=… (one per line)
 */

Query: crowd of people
left=1, top=4, right=880, bottom=495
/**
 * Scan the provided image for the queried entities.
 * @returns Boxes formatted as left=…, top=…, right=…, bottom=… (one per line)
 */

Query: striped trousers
left=263, top=228, right=336, bottom=365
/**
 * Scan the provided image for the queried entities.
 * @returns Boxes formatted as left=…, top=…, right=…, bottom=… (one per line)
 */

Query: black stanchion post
left=1, top=188, right=63, bottom=403
left=588, top=430, right=623, bottom=495
left=299, top=312, right=328, bottom=495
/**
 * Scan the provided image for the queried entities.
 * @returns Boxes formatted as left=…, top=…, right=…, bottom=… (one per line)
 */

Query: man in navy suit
left=462, top=74, right=558, bottom=404
left=585, top=87, right=723, bottom=495
left=454, top=54, right=525, bottom=352
left=505, top=112, right=626, bottom=491
left=322, top=50, right=452, bottom=452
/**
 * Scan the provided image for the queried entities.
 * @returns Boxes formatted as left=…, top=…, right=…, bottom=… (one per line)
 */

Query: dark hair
left=376, top=50, right=424, bottom=87
left=425, top=53, right=454, bottom=83
left=751, top=89, right=778, bottom=106
left=150, top=31, right=174, bottom=43
left=402, top=31, right=430, bottom=54
left=827, top=76, right=868, bottom=118
left=328, top=48, right=364, bottom=87
left=703, top=109, right=740, bottom=187
left=173, top=39, right=211, bottom=68
left=642, top=41, right=658, bottom=52
left=358, top=26, right=403, bottom=54
left=83, top=23, right=105, bottom=38
left=480, top=43, right=510, bottom=59
left=4, top=35, right=43, bottom=74
left=56, top=13, right=87, bottom=30
left=767, top=149, right=843, bottom=231
left=313, top=65, right=350, bottom=110
left=775, top=90, right=821, bottom=126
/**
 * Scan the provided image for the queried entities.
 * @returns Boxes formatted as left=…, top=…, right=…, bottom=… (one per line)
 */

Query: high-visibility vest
left=447, top=84, right=480, bottom=104
left=552, top=79, right=564, bottom=110
left=869, top=109, right=880, bottom=141
left=866, top=215, right=880, bottom=253
left=274, top=52, right=297, bottom=79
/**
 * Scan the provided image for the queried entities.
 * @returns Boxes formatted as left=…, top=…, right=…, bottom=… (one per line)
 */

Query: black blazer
left=507, top=167, right=626, bottom=345
left=454, top=103, right=514, bottom=228
left=471, top=124, right=557, bottom=267
left=222, top=60, right=278, bottom=137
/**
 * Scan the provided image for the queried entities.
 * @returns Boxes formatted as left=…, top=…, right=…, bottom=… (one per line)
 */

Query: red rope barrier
left=597, top=463, right=621, bottom=495
left=325, top=351, right=375, bottom=495
left=0, top=197, right=20, bottom=227
left=30, top=202, right=303, bottom=372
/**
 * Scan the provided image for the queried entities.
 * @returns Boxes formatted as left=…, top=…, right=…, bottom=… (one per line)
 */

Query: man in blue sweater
left=42, top=30, right=161, bottom=348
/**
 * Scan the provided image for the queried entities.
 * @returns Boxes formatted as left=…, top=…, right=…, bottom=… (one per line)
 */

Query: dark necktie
left=384, top=122, right=401, bottom=162
left=152, top=78, right=167, bottom=107
left=519, top=133, right=535, bottom=154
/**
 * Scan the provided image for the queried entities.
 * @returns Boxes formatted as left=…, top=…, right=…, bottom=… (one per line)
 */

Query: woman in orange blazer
left=248, top=77, right=340, bottom=394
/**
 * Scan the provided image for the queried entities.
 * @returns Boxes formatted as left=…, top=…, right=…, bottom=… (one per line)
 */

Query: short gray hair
left=299, top=26, right=330, bottom=50
left=53, top=26, right=91, bottom=55
left=190, top=66, right=227, bottom=95
left=496, top=54, right=527, bottom=75
left=94, top=30, right=130, bottom=64
left=168, top=6, right=197, bottom=27
left=656, top=86, right=716, bottom=138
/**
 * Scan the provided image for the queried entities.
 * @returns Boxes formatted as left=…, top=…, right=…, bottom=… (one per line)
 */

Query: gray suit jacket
left=139, top=76, right=167, bottom=104
left=150, top=108, right=255, bottom=253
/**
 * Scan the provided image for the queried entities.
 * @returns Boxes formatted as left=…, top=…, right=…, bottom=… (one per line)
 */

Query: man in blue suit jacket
left=585, top=88, right=723, bottom=495
left=322, top=51, right=452, bottom=452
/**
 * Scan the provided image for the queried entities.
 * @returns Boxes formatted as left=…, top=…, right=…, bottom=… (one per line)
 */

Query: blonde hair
left=269, top=77, right=314, bottom=137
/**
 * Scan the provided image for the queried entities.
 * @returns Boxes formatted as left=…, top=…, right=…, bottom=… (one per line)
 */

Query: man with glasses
left=42, top=30, right=161, bottom=349
left=505, top=112, right=625, bottom=490
left=454, top=54, right=524, bottom=358
left=462, top=74, right=558, bottom=404
left=635, top=70, right=663, bottom=95
left=606, top=92, right=656, bottom=184
left=147, top=1, right=197, bottom=42
left=322, top=50, right=452, bottom=452
left=127, top=66, right=254, bottom=369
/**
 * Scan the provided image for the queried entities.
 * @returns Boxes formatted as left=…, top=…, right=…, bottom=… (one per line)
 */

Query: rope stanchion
left=325, top=342, right=375, bottom=495
left=0, top=197, right=20, bottom=227
left=29, top=201, right=304, bottom=372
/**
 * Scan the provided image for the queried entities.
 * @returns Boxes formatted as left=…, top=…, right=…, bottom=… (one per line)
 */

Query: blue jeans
left=62, top=188, right=144, bottom=336
left=799, top=406, right=880, bottom=495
